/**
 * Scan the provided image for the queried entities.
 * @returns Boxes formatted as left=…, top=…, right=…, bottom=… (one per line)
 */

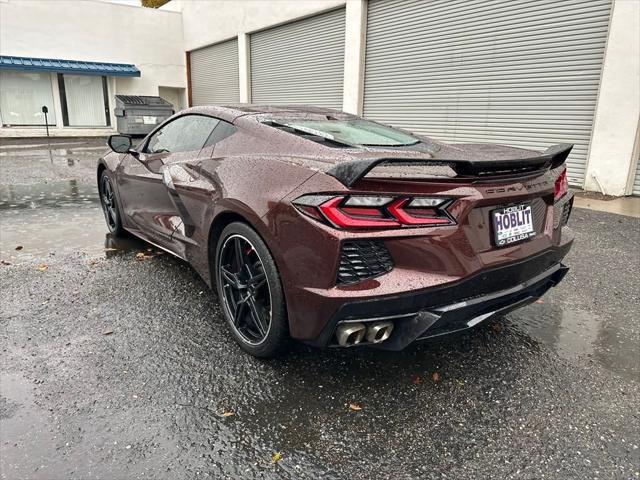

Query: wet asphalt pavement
left=0, top=138, right=639, bottom=480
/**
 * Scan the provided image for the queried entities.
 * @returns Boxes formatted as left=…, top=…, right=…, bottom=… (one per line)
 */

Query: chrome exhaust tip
left=366, top=321, right=394, bottom=344
left=335, top=323, right=366, bottom=346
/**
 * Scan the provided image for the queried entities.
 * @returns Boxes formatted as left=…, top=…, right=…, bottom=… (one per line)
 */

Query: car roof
left=182, top=104, right=351, bottom=122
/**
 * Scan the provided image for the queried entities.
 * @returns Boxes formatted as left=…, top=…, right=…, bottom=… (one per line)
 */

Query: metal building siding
left=190, top=38, right=240, bottom=105
left=363, top=0, right=612, bottom=186
left=633, top=154, right=640, bottom=196
left=250, top=8, right=346, bottom=109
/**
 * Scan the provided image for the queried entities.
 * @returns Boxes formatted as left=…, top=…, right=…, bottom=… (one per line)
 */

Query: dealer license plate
left=491, top=204, right=535, bottom=246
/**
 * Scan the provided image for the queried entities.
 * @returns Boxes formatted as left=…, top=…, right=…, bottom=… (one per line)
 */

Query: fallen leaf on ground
left=222, top=409, right=235, bottom=417
left=413, top=376, right=423, bottom=385
left=135, top=252, right=153, bottom=261
left=431, top=372, right=441, bottom=382
left=37, top=263, right=48, bottom=271
left=491, top=323, right=503, bottom=333
left=535, top=299, right=545, bottom=304
left=349, top=403, right=362, bottom=411
left=102, top=329, right=114, bottom=335
left=271, top=452, right=282, bottom=464
left=15, top=245, right=23, bottom=251
left=1, top=260, right=11, bottom=266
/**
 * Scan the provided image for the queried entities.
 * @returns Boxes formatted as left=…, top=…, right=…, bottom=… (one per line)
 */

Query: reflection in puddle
left=103, top=232, right=148, bottom=257
left=509, top=303, right=638, bottom=381
left=0, top=373, right=61, bottom=480
left=0, top=180, right=146, bottom=259
left=0, top=181, right=97, bottom=210
left=513, top=305, right=598, bottom=358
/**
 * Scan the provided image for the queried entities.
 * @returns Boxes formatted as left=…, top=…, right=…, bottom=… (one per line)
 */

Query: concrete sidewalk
left=573, top=192, right=640, bottom=218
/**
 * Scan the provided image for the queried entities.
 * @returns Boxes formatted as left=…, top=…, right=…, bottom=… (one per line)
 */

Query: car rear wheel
left=215, top=222, right=289, bottom=358
left=99, top=170, right=125, bottom=237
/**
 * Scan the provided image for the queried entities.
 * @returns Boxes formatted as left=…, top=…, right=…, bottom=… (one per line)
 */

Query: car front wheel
left=215, top=222, right=289, bottom=358
left=99, top=170, right=125, bottom=237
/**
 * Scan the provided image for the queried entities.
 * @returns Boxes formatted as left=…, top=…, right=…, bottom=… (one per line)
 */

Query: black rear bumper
left=318, top=242, right=572, bottom=350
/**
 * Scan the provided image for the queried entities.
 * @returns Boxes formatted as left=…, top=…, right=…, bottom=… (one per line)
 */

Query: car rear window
left=267, top=118, right=420, bottom=147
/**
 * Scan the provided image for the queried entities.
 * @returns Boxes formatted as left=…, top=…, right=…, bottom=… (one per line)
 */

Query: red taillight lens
left=554, top=168, right=569, bottom=201
left=387, top=198, right=452, bottom=226
left=293, top=195, right=454, bottom=229
left=319, top=197, right=400, bottom=228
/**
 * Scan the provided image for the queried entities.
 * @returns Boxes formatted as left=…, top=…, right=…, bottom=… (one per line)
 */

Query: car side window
left=145, top=115, right=220, bottom=154
left=203, top=120, right=237, bottom=147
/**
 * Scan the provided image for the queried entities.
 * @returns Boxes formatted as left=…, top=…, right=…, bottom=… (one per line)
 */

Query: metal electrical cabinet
left=114, top=95, right=173, bottom=135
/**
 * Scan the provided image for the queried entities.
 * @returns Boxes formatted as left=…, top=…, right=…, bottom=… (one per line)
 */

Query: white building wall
left=0, top=0, right=186, bottom=136
left=175, top=0, right=346, bottom=52
left=584, top=0, right=640, bottom=196
left=1, top=0, right=638, bottom=195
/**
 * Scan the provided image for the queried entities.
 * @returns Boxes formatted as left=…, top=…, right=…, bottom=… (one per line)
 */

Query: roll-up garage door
left=633, top=155, right=640, bottom=196
left=363, top=0, right=612, bottom=187
left=250, top=8, right=345, bottom=109
left=190, top=38, right=239, bottom=105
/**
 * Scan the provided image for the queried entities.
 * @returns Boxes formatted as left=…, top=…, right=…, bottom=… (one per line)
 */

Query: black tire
left=214, top=222, right=289, bottom=358
left=99, top=170, right=126, bottom=237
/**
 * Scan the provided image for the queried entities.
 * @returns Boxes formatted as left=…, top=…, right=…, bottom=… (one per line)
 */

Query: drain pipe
left=591, top=173, right=607, bottom=196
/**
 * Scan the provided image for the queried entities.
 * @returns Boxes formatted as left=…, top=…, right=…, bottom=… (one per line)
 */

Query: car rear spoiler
left=326, top=143, right=573, bottom=187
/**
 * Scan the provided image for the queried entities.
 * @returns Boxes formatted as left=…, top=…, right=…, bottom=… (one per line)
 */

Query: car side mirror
left=108, top=134, right=134, bottom=154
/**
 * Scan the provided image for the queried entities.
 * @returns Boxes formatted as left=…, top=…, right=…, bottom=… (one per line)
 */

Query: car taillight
left=554, top=168, right=569, bottom=201
left=293, top=194, right=454, bottom=229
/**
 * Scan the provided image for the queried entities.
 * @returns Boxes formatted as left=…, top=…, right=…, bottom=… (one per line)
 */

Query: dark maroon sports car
left=98, top=105, right=574, bottom=357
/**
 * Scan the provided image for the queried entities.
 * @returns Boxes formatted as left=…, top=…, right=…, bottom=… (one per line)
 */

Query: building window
left=58, top=74, right=110, bottom=127
left=0, top=71, right=56, bottom=126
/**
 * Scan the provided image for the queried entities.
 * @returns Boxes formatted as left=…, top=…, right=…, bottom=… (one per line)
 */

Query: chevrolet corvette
left=98, top=105, right=574, bottom=357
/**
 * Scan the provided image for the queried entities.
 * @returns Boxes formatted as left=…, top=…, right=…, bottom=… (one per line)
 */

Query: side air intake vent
left=337, top=241, right=394, bottom=285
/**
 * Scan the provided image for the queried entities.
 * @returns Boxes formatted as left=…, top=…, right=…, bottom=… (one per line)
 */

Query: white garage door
left=363, top=0, right=612, bottom=187
left=190, top=38, right=239, bottom=106
left=633, top=154, right=640, bottom=196
left=250, top=8, right=345, bottom=109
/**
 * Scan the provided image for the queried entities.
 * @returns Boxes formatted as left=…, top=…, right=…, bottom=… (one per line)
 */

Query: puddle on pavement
left=509, top=303, right=638, bottom=381
left=0, top=145, right=107, bottom=159
left=0, top=181, right=97, bottom=209
left=0, top=180, right=146, bottom=259
left=0, top=139, right=109, bottom=169
left=0, top=373, right=63, bottom=480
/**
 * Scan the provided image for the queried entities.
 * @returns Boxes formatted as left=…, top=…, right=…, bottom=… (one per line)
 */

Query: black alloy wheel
left=99, top=171, right=125, bottom=236
left=218, top=234, right=271, bottom=344
left=215, top=222, right=289, bottom=357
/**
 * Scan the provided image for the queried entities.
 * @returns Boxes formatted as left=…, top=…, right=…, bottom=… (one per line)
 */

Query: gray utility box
left=114, top=95, right=174, bottom=136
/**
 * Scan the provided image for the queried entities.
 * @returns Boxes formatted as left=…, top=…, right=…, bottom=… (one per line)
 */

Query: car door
left=162, top=119, right=238, bottom=247
left=116, top=114, right=220, bottom=252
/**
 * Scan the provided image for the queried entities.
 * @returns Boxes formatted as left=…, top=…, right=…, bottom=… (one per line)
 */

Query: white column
left=50, top=73, right=65, bottom=130
left=238, top=33, right=251, bottom=103
left=107, top=77, right=117, bottom=129
left=584, top=0, right=640, bottom=196
left=342, top=0, right=367, bottom=115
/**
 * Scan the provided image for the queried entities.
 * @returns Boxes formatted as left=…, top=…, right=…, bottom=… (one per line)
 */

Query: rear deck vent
left=337, top=241, right=394, bottom=285
left=263, top=121, right=349, bottom=148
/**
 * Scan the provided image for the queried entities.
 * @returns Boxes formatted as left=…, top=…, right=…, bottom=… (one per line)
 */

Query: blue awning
left=0, top=55, right=140, bottom=77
